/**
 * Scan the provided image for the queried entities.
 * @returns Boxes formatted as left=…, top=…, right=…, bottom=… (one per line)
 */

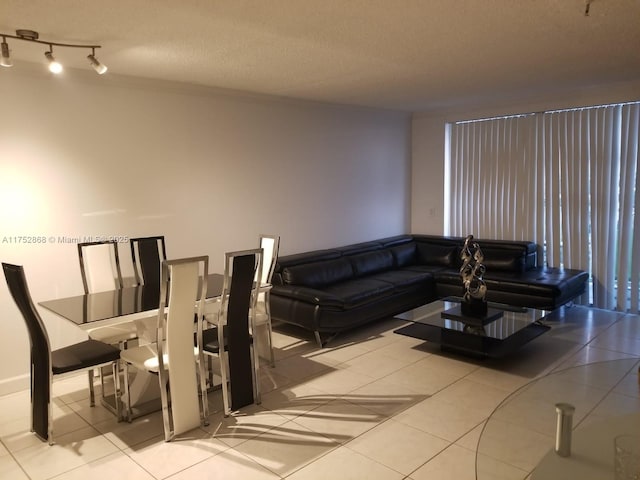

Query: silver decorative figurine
left=460, top=235, right=488, bottom=317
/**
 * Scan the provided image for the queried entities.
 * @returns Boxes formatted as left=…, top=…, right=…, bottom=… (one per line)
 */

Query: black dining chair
left=198, top=249, right=263, bottom=417
left=130, top=236, right=167, bottom=290
left=2, top=263, right=122, bottom=445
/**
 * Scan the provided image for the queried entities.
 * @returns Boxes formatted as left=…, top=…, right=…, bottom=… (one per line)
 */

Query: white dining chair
left=78, top=241, right=139, bottom=416
left=78, top=241, right=123, bottom=293
left=253, top=234, right=280, bottom=366
left=77, top=241, right=139, bottom=346
left=120, top=256, right=209, bottom=440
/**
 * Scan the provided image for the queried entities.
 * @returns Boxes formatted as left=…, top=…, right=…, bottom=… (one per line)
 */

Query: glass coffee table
left=394, top=297, right=551, bottom=358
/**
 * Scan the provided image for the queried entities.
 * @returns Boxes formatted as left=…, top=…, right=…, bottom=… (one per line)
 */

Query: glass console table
left=394, top=297, right=551, bottom=358
left=476, top=358, right=640, bottom=479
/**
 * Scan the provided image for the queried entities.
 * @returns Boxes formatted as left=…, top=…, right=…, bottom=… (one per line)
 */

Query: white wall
left=0, top=64, right=411, bottom=393
left=411, top=79, right=640, bottom=235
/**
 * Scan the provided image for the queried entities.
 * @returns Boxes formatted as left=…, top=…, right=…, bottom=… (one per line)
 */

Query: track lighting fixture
left=0, top=29, right=107, bottom=75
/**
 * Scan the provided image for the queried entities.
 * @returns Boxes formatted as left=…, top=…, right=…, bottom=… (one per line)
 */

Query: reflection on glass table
left=476, top=358, right=640, bottom=480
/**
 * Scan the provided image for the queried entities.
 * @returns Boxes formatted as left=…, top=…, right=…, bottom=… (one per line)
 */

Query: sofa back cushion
left=349, top=250, right=394, bottom=277
left=391, top=243, right=418, bottom=267
left=282, top=258, right=354, bottom=288
left=417, top=243, right=458, bottom=267
left=337, top=240, right=383, bottom=257
left=480, top=247, right=527, bottom=273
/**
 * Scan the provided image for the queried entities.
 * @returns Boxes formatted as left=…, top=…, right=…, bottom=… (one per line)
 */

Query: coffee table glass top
left=393, top=297, right=552, bottom=358
left=395, top=297, right=549, bottom=340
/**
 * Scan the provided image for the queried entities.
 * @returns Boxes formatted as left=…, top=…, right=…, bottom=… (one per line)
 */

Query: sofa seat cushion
left=484, top=268, right=589, bottom=296
left=367, top=269, right=434, bottom=291
left=270, top=285, right=345, bottom=308
left=434, top=266, right=589, bottom=298
left=404, top=264, right=454, bottom=275
left=323, top=278, right=395, bottom=309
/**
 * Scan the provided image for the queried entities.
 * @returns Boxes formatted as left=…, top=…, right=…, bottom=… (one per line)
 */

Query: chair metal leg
left=48, top=370, right=54, bottom=445
left=264, top=302, right=275, bottom=367
left=266, top=324, right=275, bottom=368
left=197, top=353, right=209, bottom=425
left=122, top=362, right=132, bottom=422
left=220, top=350, right=231, bottom=417
left=88, top=369, right=95, bottom=407
left=98, top=339, right=128, bottom=415
left=207, top=356, right=214, bottom=388
left=158, top=368, right=172, bottom=442
left=111, top=361, right=121, bottom=421
left=251, top=343, right=261, bottom=406
left=100, top=366, right=106, bottom=403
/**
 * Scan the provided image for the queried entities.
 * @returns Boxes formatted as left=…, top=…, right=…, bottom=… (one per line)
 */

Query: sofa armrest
left=271, top=285, right=344, bottom=308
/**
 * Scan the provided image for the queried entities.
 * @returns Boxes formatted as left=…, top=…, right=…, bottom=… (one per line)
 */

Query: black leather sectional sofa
left=270, top=234, right=589, bottom=345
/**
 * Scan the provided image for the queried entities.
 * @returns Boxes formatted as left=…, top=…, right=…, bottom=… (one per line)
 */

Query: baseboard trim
left=0, top=373, right=30, bottom=396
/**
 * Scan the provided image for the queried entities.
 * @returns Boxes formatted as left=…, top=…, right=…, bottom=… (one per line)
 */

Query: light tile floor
left=0, top=305, right=639, bottom=479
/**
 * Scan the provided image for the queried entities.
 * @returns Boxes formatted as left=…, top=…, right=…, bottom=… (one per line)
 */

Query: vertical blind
left=447, top=102, right=640, bottom=311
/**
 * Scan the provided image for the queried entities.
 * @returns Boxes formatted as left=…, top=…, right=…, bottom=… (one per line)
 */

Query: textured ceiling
left=1, top=0, right=639, bottom=111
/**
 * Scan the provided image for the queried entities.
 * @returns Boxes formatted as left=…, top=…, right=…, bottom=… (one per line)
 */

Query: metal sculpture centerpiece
left=460, top=235, right=488, bottom=317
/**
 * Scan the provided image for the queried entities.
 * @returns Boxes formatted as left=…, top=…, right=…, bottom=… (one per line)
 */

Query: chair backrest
left=78, top=241, right=123, bottom=294
left=221, top=248, right=263, bottom=327
left=219, top=248, right=262, bottom=410
left=2, top=263, right=51, bottom=441
left=258, top=234, right=280, bottom=286
left=130, top=236, right=167, bottom=289
left=156, top=256, right=208, bottom=436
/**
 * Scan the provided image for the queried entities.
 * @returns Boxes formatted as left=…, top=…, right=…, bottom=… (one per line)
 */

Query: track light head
left=45, top=50, right=63, bottom=74
left=87, top=53, right=107, bottom=74
left=0, top=39, right=11, bottom=67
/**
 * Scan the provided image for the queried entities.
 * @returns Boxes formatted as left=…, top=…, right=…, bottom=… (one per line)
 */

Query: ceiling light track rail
left=4, top=29, right=102, bottom=50
left=1, top=29, right=107, bottom=75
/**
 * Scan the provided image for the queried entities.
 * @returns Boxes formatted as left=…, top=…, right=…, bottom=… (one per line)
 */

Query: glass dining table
left=39, top=274, right=226, bottom=420
left=476, top=357, right=640, bottom=479
left=39, top=274, right=225, bottom=330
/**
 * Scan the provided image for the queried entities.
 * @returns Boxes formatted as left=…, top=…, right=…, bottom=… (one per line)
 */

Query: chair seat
left=200, top=326, right=253, bottom=354
left=200, top=327, right=223, bottom=354
left=121, top=342, right=199, bottom=373
left=51, top=339, right=121, bottom=375
left=87, top=324, right=138, bottom=344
